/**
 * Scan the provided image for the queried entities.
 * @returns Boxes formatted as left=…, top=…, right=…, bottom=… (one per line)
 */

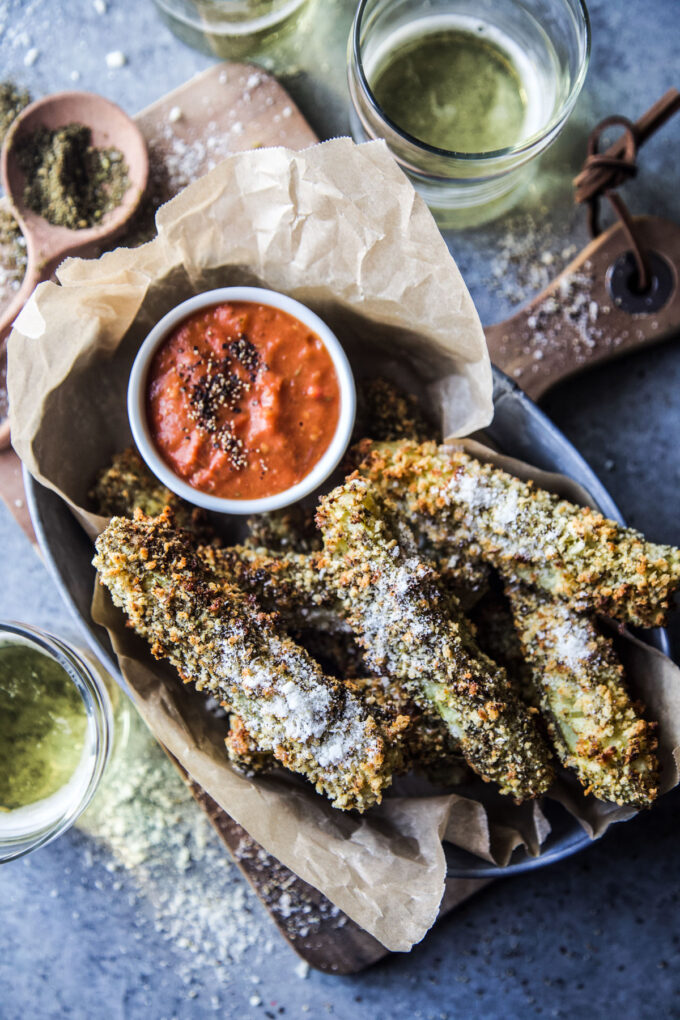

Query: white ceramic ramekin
left=127, top=287, right=356, bottom=515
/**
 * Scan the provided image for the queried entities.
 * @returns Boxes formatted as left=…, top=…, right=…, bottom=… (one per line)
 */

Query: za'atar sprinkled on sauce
left=146, top=301, right=341, bottom=500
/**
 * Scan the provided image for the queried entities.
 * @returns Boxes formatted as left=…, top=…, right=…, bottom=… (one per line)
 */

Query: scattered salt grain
left=70, top=69, right=80, bottom=82
left=552, top=615, right=592, bottom=668
left=105, top=50, right=126, bottom=69
left=168, top=105, right=183, bottom=124
left=93, top=0, right=107, bottom=12
left=231, top=121, right=244, bottom=135
left=249, top=994, right=262, bottom=1007
left=485, top=213, right=579, bottom=307
left=24, top=47, right=38, bottom=66
left=295, top=960, right=310, bottom=979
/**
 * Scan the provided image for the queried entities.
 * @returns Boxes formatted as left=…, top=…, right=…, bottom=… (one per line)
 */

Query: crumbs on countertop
left=76, top=706, right=273, bottom=986
left=75, top=702, right=347, bottom=988
left=485, top=211, right=579, bottom=306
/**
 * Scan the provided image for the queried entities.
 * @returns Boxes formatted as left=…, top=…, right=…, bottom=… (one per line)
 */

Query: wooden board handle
left=485, top=215, right=680, bottom=400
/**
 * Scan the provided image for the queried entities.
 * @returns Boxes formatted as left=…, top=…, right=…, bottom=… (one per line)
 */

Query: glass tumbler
left=0, top=622, right=114, bottom=863
left=152, top=0, right=312, bottom=60
left=348, top=0, right=591, bottom=228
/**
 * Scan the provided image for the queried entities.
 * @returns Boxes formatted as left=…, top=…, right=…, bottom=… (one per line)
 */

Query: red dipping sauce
left=146, top=302, right=341, bottom=500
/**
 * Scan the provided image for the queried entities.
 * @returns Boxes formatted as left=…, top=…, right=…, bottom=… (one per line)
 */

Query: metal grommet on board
left=606, top=250, right=674, bottom=315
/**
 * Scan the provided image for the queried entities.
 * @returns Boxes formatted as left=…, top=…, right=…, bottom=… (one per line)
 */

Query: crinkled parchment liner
left=7, top=139, right=680, bottom=952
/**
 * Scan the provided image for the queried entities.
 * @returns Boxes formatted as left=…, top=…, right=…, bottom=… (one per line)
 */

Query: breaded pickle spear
left=226, top=715, right=275, bottom=775
left=198, top=544, right=331, bottom=626
left=470, top=587, right=534, bottom=703
left=225, top=674, right=467, bottom=784
left=316, top=478, right=554, bottom=800
left=245, top=506, right=321, bottom=554
left=349, top=674, right=469, bottom=786
left=354, top=377, right=436, bottom=444
left=467, top=584, right=658, bottom=805
left=355, top=440, right=680, bottom=628
left=91, top=448, right=212, bottom=538
left=203, top=545, right=467, bottom=782
left=93, top=511, right=402, bottom=812
left=201, top=541, right=487, bottom=629
left=505, top=583, right=659, bottom=807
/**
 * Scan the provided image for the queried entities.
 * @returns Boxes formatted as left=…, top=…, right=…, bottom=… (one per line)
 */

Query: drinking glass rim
left=350, top=0, right=591, bottom=163
left=0, top=621, right=113, bottom=863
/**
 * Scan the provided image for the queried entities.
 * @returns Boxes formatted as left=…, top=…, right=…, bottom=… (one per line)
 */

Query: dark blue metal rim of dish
left=24, top=366, right=669, bottom=881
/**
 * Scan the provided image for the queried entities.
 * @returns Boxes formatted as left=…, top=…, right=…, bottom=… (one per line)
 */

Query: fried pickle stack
left=91, top=384, right=679, bottom=813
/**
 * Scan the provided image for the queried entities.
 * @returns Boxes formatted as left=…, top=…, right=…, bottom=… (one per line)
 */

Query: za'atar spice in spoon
left=14, top=121, right=130, bottom=229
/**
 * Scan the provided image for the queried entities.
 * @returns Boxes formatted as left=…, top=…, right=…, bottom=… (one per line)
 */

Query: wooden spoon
left=0, top=90, right=149, bottom=448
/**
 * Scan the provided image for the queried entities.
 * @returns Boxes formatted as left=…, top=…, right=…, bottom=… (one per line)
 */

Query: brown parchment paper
left=6, top=138, right=680, bottom=952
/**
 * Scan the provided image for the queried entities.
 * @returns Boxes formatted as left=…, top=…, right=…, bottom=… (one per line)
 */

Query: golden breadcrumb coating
left=197, top=544, right=332, bottom=628
left=91, top=447, right=212, bottom=539
left=225, top=714, right=275, bottom=775
left=353, top=377, right=436, bottom=444
left=93, top=510, right=402, bottom=812
left=245, top=506, right=321, bottom=553
left=348, top=674, right=469, bottom=785
left=354, top=440, right=680, bottom=628
left=506, top=583, right=659, bottom=807
left=202, top=544, right=466, bottom=782
left=316, top=477, right=554, bottom=800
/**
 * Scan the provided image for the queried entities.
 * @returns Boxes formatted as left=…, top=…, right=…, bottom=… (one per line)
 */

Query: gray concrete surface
left=1, top=0, right=680, bottom=1017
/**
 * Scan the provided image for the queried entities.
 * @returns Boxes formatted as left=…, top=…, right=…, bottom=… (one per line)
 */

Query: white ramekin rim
left=127, top=287, right=356, bottom=515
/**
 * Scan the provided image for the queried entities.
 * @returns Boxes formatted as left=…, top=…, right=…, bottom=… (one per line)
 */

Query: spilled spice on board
left=0, top=81, right=31, bottom=145
left=15, top=122, right=130, bottom=229
left=0, top=208, right=27, bottom=287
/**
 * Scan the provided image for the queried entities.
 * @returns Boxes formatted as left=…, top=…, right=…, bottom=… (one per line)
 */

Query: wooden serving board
left=486, top=215, right=680, bottom=400
left=0, top=63, right=488, bottom=974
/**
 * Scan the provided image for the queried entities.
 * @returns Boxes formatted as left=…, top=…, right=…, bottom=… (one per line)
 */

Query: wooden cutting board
left=486, top=215, right=680, bottom=399
left=0, top=63, right=490, bottom=974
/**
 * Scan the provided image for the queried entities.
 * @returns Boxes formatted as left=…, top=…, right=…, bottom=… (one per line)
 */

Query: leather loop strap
left=573, top=90, right=680, bottom=294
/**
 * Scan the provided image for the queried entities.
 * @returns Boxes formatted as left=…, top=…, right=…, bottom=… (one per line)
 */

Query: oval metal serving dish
left=25, top=368, right=668, bottom=880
